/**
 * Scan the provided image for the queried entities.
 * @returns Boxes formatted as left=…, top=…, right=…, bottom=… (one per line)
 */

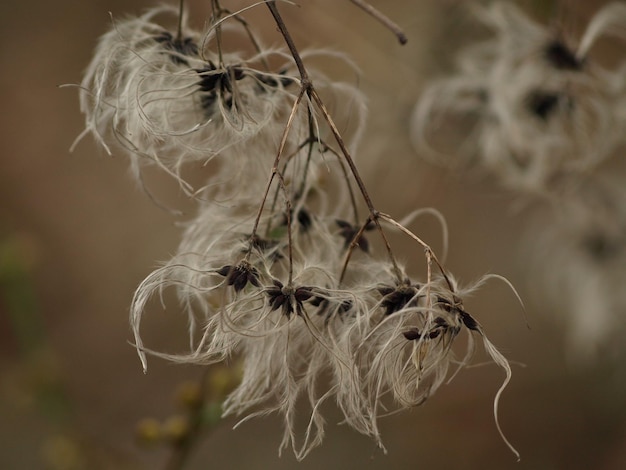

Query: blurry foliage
left=0, top=229, right=77, bottom=467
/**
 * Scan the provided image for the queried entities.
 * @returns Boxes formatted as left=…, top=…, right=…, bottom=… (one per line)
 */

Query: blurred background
left=1, top=0, right=625, bottom=469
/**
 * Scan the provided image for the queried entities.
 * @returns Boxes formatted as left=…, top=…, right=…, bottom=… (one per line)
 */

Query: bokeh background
left=1, top=1, right=625, bottom=469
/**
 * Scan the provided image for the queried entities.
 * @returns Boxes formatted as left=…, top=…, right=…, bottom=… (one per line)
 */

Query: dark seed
left=294, top=288, right=314, bottom=303
left=403, top=328, right=422, bottom=341
left=217, top=265, right=233, bottom=277
left=217, top=263, right=259, bottom=292
left=526, top=91, right=561, bottom=120
left=459, top=310, right=479, bottom=331
left=544, top=40, right=583, bottom=71
left=428, top=329, right=442, bottom=339
left=297, top=209, right=313, bottom=231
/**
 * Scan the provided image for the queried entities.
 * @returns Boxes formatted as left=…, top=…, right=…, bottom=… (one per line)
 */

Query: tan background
left=1, top=1, right=625, bottom=469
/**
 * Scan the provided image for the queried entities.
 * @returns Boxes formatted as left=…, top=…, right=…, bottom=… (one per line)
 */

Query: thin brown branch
left=321, top=144, right=360, bottom=224
left=297, top=108, right=318, bottom=198
left=265, top=1, right=311, bottom=85
left=176, top=0, right=185, bottom=41
left=248, top=86, right=306, bottom=258
left=212, top=2, right=270, bottom=70
left=274, top=169, right=295, bottom=284
left=211, top=0, right=225, bottom=65
left=310, top=89, right=402, bottom=282
left=339, top=215, right=374, bottom=284
left=265, top=0, right=403, bottom=283
left=377, top=212, right=454, bottom=291
left=348, top=0, right=408, bottom=45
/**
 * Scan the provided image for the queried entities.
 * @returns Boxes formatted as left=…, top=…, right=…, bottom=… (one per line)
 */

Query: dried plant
left=412, top=1, right=626, bottom=360
left=412, top=1, right=626, bottom=196
left=74, top=0, right=524, bottom=465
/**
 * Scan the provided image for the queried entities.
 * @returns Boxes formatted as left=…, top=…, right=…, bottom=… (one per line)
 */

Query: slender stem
left=268, top=115, right=320, bottom=239
left=264, top=136, right=314, bottom=239
left=212, top=3, right=270, bottom=70
left=176, top=0, right=185, bottom=41
left=378, top=212, right=453, bottom=291
left=339, top=216, right=373, bottom=284
left=248, top=87, right=306, bottom=253
left=274, top=170, right=295, bottom=284
left=265, top=1, right=402, bottom=282
left=264, top=173, right=284, bottom=239
left=211, top=0, right=224, bottom=66
left=297, top=109, right=317, bottom=199
left=425, top=247, right=433, bottom=311
left=322, top=144, right=360, bottom=224
left=310, top=89, right=402, bottom=281
left=265, top=2, right=311, bottom=86
left=348, top=0, right=407, bottom=45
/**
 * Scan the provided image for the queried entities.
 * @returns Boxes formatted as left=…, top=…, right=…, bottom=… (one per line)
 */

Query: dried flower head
left=74, top=5, right=346, bottom=195
left=74, top=1, right=521, bottom=462
left=412, top=1, right=626, bottom=195
left=131, top=194, right=520, bottom=458
left=528, top=175, right=626, bottom=360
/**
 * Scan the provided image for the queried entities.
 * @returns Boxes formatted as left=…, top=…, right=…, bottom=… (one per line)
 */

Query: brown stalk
left=348, top=0, right=408, bottom=44
left=265, top=1, right=403, bottom=283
